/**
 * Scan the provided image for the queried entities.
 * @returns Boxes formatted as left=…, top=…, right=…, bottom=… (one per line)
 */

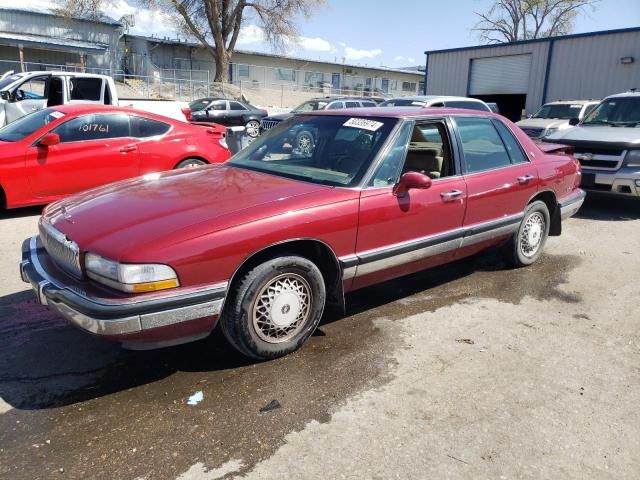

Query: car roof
left=384, top=95, right=485, bottom=103
left=302, top=106, right=499, bottom=119
left=605, top=90, right=640, bottom=99
left=46, top=104, right=177, bottom=121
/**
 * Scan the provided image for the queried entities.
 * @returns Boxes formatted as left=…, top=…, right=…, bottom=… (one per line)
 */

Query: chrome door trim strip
left=339, top=213, right=523, bottom=280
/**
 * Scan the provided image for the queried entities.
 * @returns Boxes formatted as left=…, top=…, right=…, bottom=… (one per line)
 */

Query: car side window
left=131, top=116, right=170, bottom=138
left=345, top=101, right=359, bottom=108
left=53, top=114, right=130, bottom=142
left=210, top=100, right=227, bottom=111
left=455, top=117, right=512, bottom=174
left=430, top=102, right=445, bottom=107
left=368, top=121, right=413, bottom=187
left=327, top=102, right=344, bottom=110
left=492, top=119, right=528, bottom=164
left=69, top=78, right=103, bottom=101
left=229, top=101, right=247, bottom=111
left=581, top=104, right=597, bottom=119
left=16, top=75, right=48, bottom=100
left=401, top=121, right=455, bottom=179
left=362, top=101, right=376, bottom=107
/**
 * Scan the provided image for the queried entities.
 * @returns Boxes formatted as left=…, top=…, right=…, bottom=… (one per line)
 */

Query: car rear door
left=452, top=115, right=538, bottom=258
left=228, top=101, right=249, bottom=126
left=26, top=112, right=140, bottom=198
left=352, top=118, right=467, bottom=289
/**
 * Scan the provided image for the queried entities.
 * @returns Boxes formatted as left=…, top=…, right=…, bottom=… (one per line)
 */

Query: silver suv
left=545, top=90, right=640, bottom=198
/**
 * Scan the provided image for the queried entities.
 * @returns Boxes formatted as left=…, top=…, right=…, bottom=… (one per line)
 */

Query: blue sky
left=4, top=0, right=639, bottom=67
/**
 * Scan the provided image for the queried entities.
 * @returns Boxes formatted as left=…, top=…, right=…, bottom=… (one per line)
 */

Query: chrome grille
left=574, top=150, right=625, bottom=171
left=521, top=127, right=544, bottom=138
left=39, top=221, right=83, bottom=278
left=260, top=120, right=281, bottom=131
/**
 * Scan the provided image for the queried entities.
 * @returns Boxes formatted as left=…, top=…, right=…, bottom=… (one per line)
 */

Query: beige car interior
left=401, top=123, right=452, bottom=179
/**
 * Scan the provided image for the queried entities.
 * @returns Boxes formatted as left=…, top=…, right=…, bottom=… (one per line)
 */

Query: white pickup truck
left=0, top=71, right=188, bottom=126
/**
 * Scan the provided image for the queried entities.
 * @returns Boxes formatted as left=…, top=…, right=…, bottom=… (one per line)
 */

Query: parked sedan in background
left=517, top=99, right=600, bottom=139
left=21, top=107, right=584, bottom=360
left=379, top=95, right=492, bottom=112
left=187, top=98, right=268, bottom=137
left=0, top=105, right=230, bottom=209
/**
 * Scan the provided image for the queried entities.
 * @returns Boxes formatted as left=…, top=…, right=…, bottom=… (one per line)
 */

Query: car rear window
left=69, top=78, right=103, bottom=101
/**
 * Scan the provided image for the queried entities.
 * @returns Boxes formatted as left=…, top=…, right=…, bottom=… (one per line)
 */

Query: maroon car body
left=21, top=107, right=585, bottom=358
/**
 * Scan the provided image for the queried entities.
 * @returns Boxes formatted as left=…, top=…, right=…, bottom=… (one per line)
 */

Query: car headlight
left=544, top=127, right=559, bottom=137
left=625, top=150, right=640, bottom=167
left=85, top=253, right=180, bottom=293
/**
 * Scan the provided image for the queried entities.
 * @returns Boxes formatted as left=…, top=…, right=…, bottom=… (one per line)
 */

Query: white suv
left=517, top=100, right=600, bottom=139
left=379, top=95, right=491, bottom=112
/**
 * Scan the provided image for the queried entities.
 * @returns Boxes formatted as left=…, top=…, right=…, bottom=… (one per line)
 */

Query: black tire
left=245, top=119, right=261, bottom=138
left=504, top=200, right=551, bottom=267
left=295, top=130, right=315, bottom=155
left=175, top=158, right=207, bottom=169
left=219, top=256, right=326, bottom=360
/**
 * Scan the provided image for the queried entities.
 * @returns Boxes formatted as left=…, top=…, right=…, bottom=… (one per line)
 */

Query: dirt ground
left=0, top=196, right=639, bottom=480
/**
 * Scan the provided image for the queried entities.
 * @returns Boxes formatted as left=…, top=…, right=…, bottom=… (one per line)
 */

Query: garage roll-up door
left=469, top=54, right=532, bottom=95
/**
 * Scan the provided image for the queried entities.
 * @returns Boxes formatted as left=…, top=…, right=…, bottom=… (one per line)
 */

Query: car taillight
left=181, top=107, right=191, bottom=121
left=204, top=127, right=228, bottom=150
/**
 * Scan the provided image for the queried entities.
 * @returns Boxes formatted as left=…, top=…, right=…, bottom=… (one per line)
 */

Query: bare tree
left=55, top=0, right=325, bottom=82
left=473, top=0, right=598, bottom=43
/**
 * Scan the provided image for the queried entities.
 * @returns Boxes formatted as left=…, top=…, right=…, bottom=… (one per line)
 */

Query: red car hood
left=44, top=165, right=329, bottom=259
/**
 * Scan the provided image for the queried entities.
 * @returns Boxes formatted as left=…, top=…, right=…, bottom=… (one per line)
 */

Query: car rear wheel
left=245, top=120, right=260, bottom=138
left=504, top=200, right=550, bottom=267
left=295, top=130, right=315, bottom=155
left=175, top=158, right=207, bottom=169
left=219, top=256, right=326, bottom=360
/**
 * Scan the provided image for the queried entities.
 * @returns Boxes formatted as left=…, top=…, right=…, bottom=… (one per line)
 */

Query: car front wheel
left=245, top=120, right=260, bottom=138
left=219, top=256, right=326, bottom=359
left=505, top=200, right=550, bottom=267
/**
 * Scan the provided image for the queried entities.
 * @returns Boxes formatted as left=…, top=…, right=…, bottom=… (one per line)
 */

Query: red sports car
left=0, top=105, right=230, bottom=209
left=21, top=108, right=585, bottom=359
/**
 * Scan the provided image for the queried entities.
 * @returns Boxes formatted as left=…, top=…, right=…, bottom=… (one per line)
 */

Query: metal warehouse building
left=423, top=27, right=640, bottom=121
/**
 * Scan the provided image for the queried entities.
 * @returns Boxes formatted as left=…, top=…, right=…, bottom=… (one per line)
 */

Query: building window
left=418, top=81, right=425, bottom=93
left=402, top=81, right=417, bottom=92
left=238, top=64, right=250, bottom=77
left=304, top=71, right=324, bottom=86
left=273, top=68, right=296, bottom=82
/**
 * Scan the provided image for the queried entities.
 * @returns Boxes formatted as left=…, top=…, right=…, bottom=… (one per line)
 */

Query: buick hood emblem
left=60, top=206, right=74, bottom=223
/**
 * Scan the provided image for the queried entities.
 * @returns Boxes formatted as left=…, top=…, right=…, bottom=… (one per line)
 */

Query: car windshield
left=0, top=108, right=64, bottom=142
left=228, top=115, right=398, bottom=187
left=582, top=97, right=640, bottom=126
left=380, top=99, right=428, bottom=107
left=293, top=100, right=329, bottom=112
left=0, top=73, right=24, bottom=91
left=533, top=104, right=583, bottom=119
left=189, top=99, right=212, bottom=111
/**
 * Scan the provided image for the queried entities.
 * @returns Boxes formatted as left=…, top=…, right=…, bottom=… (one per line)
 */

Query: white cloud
left=394, top=55, right=416, bottom=63
left=344, top=46, right=382, bottom=61
left=237, top=24, right=266, bottom=45
left=298, top=36, right=333, bottom=52
left=104, top=1, right=175, bottom=38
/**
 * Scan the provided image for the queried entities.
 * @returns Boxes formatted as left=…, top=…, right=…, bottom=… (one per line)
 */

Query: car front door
left=205, top=100, right=229, bottom=123
left=5, top=75, right=50, bottom=123
left=452, top=115, right=538, bottom=258
left=352, top=118, right=468, bottom=289
left=26, top=113, right=140, bottom=198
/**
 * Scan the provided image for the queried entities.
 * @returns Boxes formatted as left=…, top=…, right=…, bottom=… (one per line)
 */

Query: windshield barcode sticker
left=50, top=111, right=65, bottom=119
left=343, top=118, right=384, bottom=131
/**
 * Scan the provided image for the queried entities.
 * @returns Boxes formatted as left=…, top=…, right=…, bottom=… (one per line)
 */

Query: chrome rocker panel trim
left=559, top=189, right=586, bottom=219
left=340, top=213, right=524, bottom=279
left=21, top=237, right=227, bottom=337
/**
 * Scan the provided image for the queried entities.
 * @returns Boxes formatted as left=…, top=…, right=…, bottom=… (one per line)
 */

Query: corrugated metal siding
left=426, top=42, right=549, bottom=114
left=545, top=31, right=640, bottom=102
left=469, top=54, right=532, bottom=94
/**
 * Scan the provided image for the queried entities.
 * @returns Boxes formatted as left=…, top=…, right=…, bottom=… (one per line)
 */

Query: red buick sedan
left=21, top=107, right=585, bottom=359
left=0, top=105, right=230, bottom=209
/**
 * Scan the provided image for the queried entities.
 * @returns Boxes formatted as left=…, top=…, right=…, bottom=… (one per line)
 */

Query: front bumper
left=21, top=237, right=227, bottom=349
left=559, top=189, right=586, bottom=219
left=580, top=167, right=640, bottom=198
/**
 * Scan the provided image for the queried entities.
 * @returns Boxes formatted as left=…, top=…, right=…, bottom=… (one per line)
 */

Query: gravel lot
left=0, top=196, right=639, bottom=479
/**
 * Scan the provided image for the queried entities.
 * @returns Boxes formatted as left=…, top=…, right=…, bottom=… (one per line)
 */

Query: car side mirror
left=38, top=133, right=60, bottom=147
left=0, top=91, right=9, bottom=101
left=393, top=171, right=432, bottom=196
left=569, top=117, right=580, bottom=126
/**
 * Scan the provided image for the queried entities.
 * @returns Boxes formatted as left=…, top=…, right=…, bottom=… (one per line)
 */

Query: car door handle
left=517, top=174, right=535, bottom=184
left=440, top=189, right=463, bottom=201
left=120, top=146, right=137, bottom=153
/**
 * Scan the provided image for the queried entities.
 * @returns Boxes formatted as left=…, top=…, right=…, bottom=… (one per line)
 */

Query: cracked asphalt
left=1, top=196, right=639, bottom=479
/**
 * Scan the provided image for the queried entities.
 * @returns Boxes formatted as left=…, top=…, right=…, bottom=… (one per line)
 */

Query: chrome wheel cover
left=251, top=273, right=312, bottom=343
left=246, top=121, right=260, bottom=138
left=297, top=133, right=313, bottom=155
left=520, top=211, right=545, bottom=257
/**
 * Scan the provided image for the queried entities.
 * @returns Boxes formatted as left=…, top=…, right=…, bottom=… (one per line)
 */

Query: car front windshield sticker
left=343, top=118, right=384, bottom=131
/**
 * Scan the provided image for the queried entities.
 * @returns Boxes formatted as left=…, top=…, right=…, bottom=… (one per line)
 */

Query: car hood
left=516, top=118, right=568, bottom=129
left=546, top=125, right=640, bottom=146
left=44, top=166, right=329, bottom=260
left=262, top=113, right=294, bottom=122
